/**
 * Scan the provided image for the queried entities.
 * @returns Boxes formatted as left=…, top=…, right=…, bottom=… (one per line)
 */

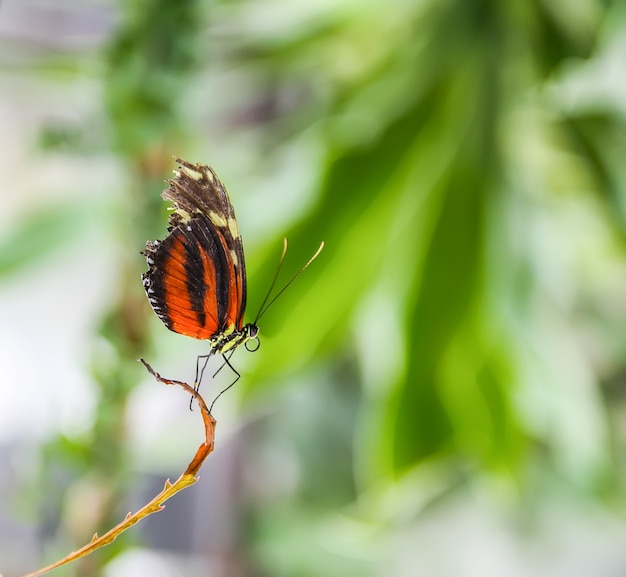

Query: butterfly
left=142, top=157, right=323, bottom=403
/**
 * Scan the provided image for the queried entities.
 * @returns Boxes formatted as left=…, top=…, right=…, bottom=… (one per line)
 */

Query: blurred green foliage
left=0, top=202, right=92, bottom=276
left=244, top=0, right=616, bottom=486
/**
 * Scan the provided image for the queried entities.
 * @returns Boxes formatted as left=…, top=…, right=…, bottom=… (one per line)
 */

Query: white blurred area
left=0, top=112, right=110, bottom=443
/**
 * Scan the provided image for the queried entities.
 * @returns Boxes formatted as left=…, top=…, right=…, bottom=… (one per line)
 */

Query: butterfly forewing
left=142, top=159, right=247, bottom=340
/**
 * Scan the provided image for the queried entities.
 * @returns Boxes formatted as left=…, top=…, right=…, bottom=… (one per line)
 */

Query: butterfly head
left=243, top=323, right=260, bottom=352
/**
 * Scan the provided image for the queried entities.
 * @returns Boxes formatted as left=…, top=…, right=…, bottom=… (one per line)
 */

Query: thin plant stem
left=18, top=360, right=215, bottom=577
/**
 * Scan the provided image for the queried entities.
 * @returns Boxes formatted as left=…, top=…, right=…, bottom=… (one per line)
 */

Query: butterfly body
left=142, top=158, right=258, bottom=355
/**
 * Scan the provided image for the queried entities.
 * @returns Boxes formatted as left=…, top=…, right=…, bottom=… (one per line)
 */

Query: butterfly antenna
left=254, top=240, right=324, bottom=324
left=253, top=238, right=289, bottom=324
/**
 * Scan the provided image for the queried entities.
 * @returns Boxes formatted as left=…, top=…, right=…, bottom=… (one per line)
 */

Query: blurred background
left=1, top=0, right=626, bottom=575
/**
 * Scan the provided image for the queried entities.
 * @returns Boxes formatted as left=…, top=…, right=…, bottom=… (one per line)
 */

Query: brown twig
left=19, top=360, right=216, bottom=577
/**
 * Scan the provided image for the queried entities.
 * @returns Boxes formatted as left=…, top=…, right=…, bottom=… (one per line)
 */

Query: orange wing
left=142, top=159, right=247, bottom=340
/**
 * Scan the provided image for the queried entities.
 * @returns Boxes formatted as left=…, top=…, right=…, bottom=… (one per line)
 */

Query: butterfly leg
left=195, top=353, right=214, bottom=390
left=209, top=354, right=241, bottom=412
left=212, top=350, right=236, bottom=379
left=190, top=352, right=214, bottom=410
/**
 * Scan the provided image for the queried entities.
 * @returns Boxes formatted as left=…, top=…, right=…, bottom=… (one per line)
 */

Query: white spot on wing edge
left=175, top=208, right=192, bottom=224
left=179, top=165, right=204, bottom=181
left=228, top=217, right=239, bottom=239
left=209, top=211, right=227, bottom=228
left=230, top=249, right=238, bottom=267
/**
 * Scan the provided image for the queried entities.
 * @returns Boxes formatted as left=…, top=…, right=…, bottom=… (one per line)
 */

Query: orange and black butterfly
left=142, top=158, right=323, bottom=402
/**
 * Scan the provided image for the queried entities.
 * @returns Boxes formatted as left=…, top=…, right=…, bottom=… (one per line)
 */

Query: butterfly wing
left=142, top=158, right=247, bottom=340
